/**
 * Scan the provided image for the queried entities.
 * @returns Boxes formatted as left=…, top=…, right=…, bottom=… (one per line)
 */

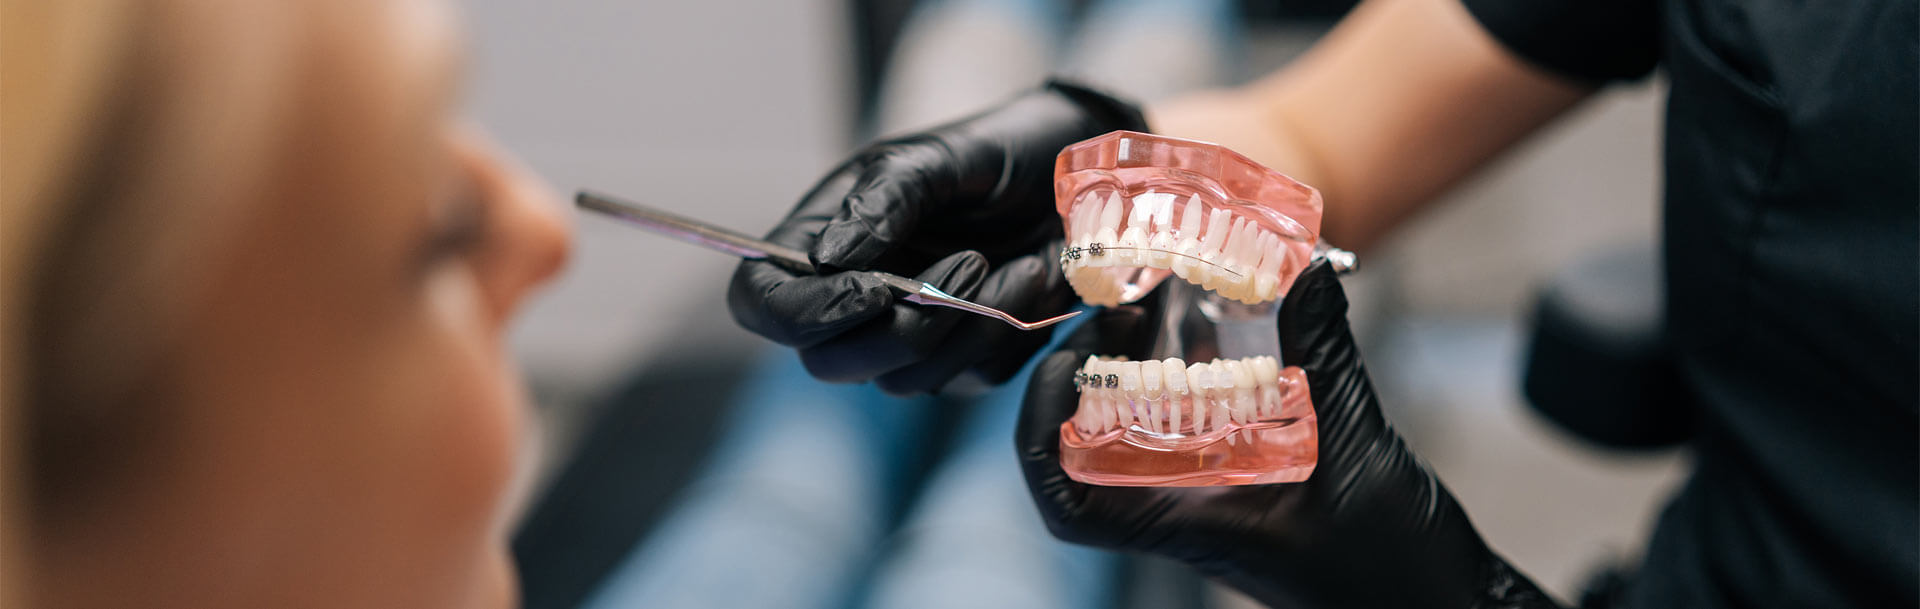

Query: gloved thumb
left=1277, top=260, right=1360, bottom=388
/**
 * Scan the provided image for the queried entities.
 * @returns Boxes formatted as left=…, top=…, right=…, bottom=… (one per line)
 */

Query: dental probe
left=575, top=191, right=1083, bottom=331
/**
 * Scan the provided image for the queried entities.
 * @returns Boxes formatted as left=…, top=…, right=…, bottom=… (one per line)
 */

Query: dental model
left=1053, top=131, right=1323, bottom=487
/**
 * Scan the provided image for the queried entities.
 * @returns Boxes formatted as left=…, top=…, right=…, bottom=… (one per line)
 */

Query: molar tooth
left=1213, top=398, right=1232, bottom=434
left=1252, top=233, right=1281, bottom=301
left=1224, top=359, right=1254, bottom=389
left=1258, top=383, right=1284, bottom=418
left=1251, top=356, right=1281, bottom=386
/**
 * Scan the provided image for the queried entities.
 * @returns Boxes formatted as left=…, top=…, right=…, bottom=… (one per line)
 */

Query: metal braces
left=1072, top=370, right=1120, bottom=391
left=1058, top=243, right=1105, bottom=265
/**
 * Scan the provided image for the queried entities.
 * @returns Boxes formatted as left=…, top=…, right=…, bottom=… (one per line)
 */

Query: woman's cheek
left=417, top=266, right=529, bottom=604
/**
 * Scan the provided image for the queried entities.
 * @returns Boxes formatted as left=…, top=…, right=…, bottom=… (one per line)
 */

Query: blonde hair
left=3, top=1, right=298, bottom=603
left=3, top=1, right=134, bottom=602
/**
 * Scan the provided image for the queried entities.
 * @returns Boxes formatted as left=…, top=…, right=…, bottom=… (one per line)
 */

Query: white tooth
left=1168, top=392, right=1182, bottom=434
left=1140, top=360, right=1163, bottom=397
left=1224, top=359, right=1254, bottom=389
left=1251, top=356, right=1280, bottom=386
left=1200, top=208, right=1233, bottom=258
left=1101, top=192, right=1125, bottom=231
left=1178, top=195, right=1205, bottom=237
left=1258, top=383, right=1284, bottom=418
left=1220, top=218, right=1249, bottom=267
left=1225, top=360, right=1258, bottom=420
left=1149, top=193, right=1175, bottom=230
left=1214, top=399, right=1232, bottom=434
left=1251, top=234, right=1280, bottom=301
left=1234, top=223, right=1261, bottom=275
left=1118, top=226, right=1148, bottom=266
left=1129, top=191, right=1157, bottom=228
left=1090, top=228, right=1118, bottom=267
left=1162, top=358, right=1188, bottom=394
left=1186, top=361, right=1213, bottom=393
left=1147, top=398, right=1164, bottom=434
left=1119, top=361, right=1142, bottom=394
left=1147, top=228, right=1176, bottom=267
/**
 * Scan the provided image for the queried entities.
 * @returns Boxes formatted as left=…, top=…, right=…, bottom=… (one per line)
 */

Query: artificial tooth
left=1162, top=358, right=1188, bottom=394
left=1147, top=398, right=1164, bottom=434
left=1159, top=388, right=1175, bottom=432
left=1118, top=361, right=1143, bottom=394
left=1147, top=229, right=1176, bottom=266
left=1258, top=383, right=1284, bottom=418
left=1129, top=190, right=1158, bottom=225
left=1140, top=360, right=1163, bottom=397
left=1251, top=356, right=1281, bottom=386
left=1186, top=361, right=1213, bottom=393
left=1117, top=226, right=1148, bottom=266
left=1200, top=208, right=1233, bottom=259
left=1220, top=218, right=1250, bottom=273
left=1254, top=234, right=1282, bottom=301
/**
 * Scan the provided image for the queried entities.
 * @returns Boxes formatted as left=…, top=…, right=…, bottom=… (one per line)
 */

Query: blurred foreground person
left=4, top=1, right=571, bottom=607
left=730, top=0, right=1917, bottom=606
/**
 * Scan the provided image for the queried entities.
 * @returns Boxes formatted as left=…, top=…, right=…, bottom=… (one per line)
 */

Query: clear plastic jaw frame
left=1052, top=131, right=1327, bottom=487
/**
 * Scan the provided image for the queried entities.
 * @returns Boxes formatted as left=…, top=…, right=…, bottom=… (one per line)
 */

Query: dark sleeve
left=1460, top=0, right=1661, bottom=84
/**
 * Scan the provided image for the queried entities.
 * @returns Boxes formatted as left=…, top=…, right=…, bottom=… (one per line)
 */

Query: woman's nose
left=459, top=128, right=572, bottom=324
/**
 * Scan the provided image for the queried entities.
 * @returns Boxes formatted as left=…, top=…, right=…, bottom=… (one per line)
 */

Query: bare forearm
left=1150, top=0, right=1594, bottom=252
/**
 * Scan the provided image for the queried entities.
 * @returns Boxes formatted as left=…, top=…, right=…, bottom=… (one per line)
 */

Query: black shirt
left=1458, top=0, right=1918, bottom=606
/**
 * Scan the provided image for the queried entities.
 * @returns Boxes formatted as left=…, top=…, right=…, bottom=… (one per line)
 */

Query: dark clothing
left=1459, top=0, right=1918, bottom=606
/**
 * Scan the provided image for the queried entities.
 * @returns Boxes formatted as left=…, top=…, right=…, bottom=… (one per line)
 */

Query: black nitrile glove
left=1018, top=261, right=1561, bottom=609
left=727, top=80, right=1147, bottom=395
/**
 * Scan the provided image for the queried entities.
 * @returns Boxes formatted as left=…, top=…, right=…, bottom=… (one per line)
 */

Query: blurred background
left=469, top=1, right=1688, bottom=607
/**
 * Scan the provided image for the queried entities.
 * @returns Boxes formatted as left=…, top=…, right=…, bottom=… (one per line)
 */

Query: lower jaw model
left=1053, top=130, right=1323, bottom=487
left=1061, top=352, right=1318, bottom=486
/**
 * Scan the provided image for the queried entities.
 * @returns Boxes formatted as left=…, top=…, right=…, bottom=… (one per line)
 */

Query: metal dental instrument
left=575, top=191, right=1082, bottom=331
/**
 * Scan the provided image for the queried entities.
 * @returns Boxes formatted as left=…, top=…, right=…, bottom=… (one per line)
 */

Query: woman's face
left=42, top=1, right=570, bottom=607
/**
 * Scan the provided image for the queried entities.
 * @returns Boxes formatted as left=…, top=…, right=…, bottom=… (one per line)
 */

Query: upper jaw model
left=1052, top=131, right=1325, bottom=487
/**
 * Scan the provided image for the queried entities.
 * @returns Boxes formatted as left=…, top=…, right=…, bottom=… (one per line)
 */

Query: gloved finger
left=1016, top=305, right=1153, bottom=543
left=1277, top=260, right=1365, bottom=395
left=812, top=141, right=958, bottom=272
left=873, top=247, right=1076, bottom=394
left=726, top=259, right=895, bottom=348
left=795, top=250, right=988, bottom=383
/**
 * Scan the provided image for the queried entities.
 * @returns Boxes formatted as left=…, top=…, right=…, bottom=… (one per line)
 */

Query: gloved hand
left=1017, top=261, right=1561, bottom=609
left=727, top=80, right=1148, bottom=395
